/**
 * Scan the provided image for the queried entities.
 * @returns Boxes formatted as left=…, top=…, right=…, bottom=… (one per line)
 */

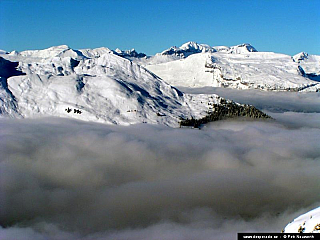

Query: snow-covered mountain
left=143, top=42, right=320, bottom=91
left=2, top=41, right=318, bottom=126
left=0, top=45, right=268, bottom=127
left=283, top=207, right=320, bottom=233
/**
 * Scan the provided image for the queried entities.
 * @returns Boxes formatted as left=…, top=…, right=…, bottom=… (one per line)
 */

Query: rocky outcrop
left=0, top=57, right=25, bottom=79
left=0, top=57, right=25, bottom=116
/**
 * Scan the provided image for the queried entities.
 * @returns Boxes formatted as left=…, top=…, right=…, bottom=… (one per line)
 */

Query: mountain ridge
left=0, top=45, right=270, bottom=127
left=159, top=41, right=257, bottom=58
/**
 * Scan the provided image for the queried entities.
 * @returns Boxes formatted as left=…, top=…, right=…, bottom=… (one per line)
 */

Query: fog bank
left=1, top=107, right=320, bottom=239
left=179, top=87, right=320, bottom=113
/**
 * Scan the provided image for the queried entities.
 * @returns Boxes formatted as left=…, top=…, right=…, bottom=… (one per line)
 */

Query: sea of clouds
left=1, top=89, right=320, bottom=239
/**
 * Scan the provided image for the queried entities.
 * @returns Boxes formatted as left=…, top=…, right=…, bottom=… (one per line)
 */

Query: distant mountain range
left=0, top=41, right=319, bottom=126
left=160, top=41, right=257, bottom=57
left=139, top=42, right=320, bottom=91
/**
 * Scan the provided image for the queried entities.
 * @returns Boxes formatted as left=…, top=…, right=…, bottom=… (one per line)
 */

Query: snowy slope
left=284, top=207, right=320, bottom=233
left=145, top=53, right=216, bottom=88
left=146, top=51, right=320, bottom=91
left=78, top=47, right=113, bottom=58
left=1, top=45, right=253, bottom=127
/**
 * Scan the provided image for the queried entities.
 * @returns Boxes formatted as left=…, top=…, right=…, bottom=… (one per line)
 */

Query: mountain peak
left=161, top=41, right=216, bottom=57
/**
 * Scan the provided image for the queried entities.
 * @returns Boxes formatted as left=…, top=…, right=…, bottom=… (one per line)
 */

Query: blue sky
left=1, top=0, right=319, bottom=55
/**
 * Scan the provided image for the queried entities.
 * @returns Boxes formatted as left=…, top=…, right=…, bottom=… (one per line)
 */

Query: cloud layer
left=179, top=87, right=320, bottom=113
left=1, top=90, right=320, bottom=239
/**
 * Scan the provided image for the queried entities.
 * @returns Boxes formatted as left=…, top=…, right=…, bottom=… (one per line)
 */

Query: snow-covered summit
left=284, top=207, right=320, bottom=233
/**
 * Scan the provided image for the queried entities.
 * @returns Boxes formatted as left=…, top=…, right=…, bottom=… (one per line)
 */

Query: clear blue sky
left=1, top=0, right=319, bottom=55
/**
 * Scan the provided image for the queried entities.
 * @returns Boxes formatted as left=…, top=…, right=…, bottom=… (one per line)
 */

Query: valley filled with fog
left=1, top=89, right=319, bottom=240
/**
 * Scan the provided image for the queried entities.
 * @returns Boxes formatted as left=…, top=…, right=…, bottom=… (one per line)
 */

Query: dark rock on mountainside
left=0, top=57, right=25, bottom=115
left=115, top=49, right=147, bottom=59
left=0, top=57, right=25, bottom=79
left=161, top=47, right=203, bottom=58
left=0, top=57, right=25, bottom=96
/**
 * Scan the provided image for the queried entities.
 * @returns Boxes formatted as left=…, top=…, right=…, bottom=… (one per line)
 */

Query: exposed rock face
left=0, top=57, right=25, bottom=79
left=180, top=99, right=271, bottom=128
left=0, top=57, right=25, bottom=116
